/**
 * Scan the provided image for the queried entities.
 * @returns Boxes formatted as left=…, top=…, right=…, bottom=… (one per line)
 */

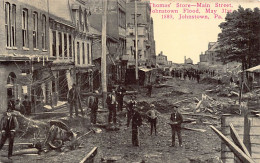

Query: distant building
left=156, top=51, right=168, bottom=65
left=125, top=0, right=156, bottom=68
left=168, top=61, right=172, bottom=66
left=184, top=56, right=193, bottom=64
left=199, top=42, right=222, bottom=65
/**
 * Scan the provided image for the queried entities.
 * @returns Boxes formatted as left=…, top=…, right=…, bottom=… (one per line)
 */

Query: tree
left=217, top=6, right=260, bottom=71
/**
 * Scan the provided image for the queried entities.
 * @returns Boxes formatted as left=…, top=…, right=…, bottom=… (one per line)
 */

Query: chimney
left=184, top=56, right=186, bottom=64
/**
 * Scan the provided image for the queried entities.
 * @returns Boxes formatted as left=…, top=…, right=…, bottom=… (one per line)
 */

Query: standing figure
left=196, top=74, right=200, bottom=83
left=106, top=90, right=117, bottom=124
left=0, top=108, right=19, bottom=159
left=67, top=84, right=78, bottom=117
left=169, top=108, right=183, bottom=147
left=127, top=96, right=137, bottom=127
left=15, top=99, right=25, bottom=115
left=147, top=84, right=153, bottom=97
left=116, top=85, right=126, bottom=112
left=132, top=106, right=142, bottom=146
left=146, top=104, right=160, bottom=136
left=230, top=77, right=234, bottom=86
left=89, top=91, right=99, bottom=124
left=22, top=95, right=32, bottom=115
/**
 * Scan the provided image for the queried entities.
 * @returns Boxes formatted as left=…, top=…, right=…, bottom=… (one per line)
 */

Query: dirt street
left=0, top=78, right=223, bottom=163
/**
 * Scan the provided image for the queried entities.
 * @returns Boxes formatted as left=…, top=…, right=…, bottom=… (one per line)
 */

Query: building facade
left=199, top=42, right=222, bottom=66
left=156, top=51, right=168, bottom=65
left=86, top=0, right=127, bottom=85
left=125, top=0, right=156, bottom=68
left=0, top=0, right=54, bottom=113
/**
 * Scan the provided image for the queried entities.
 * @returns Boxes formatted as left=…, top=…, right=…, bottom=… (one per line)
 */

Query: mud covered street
left=0, top=77, right=227, bottom=163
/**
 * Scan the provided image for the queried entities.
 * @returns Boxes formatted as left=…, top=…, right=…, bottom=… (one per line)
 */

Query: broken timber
left=79, top=147, right=98, bottom=163
left=182, top=127, right=206, bottom=133
left=230, top=123, right=251, bottom=157
left=210, top=125, right=255, bottom=163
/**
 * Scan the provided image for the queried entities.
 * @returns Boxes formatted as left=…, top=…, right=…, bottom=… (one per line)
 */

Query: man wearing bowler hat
left=0, top=108, right=19, bottom=159
left=169, top=106, right=183, bottom=147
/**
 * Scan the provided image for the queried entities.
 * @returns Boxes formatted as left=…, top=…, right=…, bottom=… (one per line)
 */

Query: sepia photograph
left=0, top=0, right=259, bottom=162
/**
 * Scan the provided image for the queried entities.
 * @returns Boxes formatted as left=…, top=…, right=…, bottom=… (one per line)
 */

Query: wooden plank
left=251, top=153, right=260, bottom=159
left=210, top=125, right=255, bottom=163
left=250, top=136, right=260, bottom=144
left=222, top=116, right=260, bottom=127
left=230, top=123, right=251, bottom=157
left=221, top=151, right=235, bottom=158
left=222, top=158, right=236, bottom=163
left=79, top=147, right=98, bottom=163
left=222, top=127, right=260, bottom=136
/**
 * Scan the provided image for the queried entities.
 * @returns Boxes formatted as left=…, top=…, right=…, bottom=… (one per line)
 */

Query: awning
left=245, top=65, right=260, bottom=73
left=139, top=67, right=153, bottom=72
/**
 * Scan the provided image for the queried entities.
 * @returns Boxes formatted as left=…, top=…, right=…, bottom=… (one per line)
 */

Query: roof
left=207, top=42, right=220, bottom=52
left=49, top=0, right=74, bottom=25
left=245, top=65, right=260, bottom=73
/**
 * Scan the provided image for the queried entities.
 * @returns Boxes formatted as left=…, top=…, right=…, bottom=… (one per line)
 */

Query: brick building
left=0, top=0, right=53, bottom=113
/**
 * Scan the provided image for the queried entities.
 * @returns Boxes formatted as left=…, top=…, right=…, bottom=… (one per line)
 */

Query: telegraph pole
left=135, top=0, right=138, bottom=84
left=101, top=0, right=107, bottom=109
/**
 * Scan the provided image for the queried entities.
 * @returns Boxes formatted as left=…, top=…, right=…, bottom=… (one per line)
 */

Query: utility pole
left=101, top=0, right=108, bottom=109
left=135, top=0, right=138, bottom=84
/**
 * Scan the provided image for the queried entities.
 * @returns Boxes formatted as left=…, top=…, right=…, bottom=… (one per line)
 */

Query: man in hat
left=146, top=104, right=160, bottom=135
left=106, top=90, right=117, bottom=124
left=169, top=106, right=183, bottom=147
left=0, top=108, right=19, bottom=159
left=89, top=90, right=99, bottom=124
left=116, top=85, right=126, bottom=112
left=127, top=95, right=137, bottom=127
left=132, top=105, right=142, bottom=146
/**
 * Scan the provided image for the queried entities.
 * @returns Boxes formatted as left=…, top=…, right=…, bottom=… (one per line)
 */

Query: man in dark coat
left=67, top=84, right=78, bottom=117
left=169, top=107, right=183, bottom=147
left=132, top=106, right=142, bottom=146
left=127, top=96, right=137, bottom=127
left=106, top=90, right=117, bottom=124
left=89, top=91, right=99, bottom=124
left=147, top=84, right=153, bottom=97
left=0, top=108, right=19, bottom=159
left=116, top=85, right=126, bottom=112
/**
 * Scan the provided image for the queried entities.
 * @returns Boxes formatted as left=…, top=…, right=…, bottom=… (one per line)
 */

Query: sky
left=150, top=0, right=260, bottom=64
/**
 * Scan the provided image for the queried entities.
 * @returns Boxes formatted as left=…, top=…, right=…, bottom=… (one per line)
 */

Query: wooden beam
left=210, top=125, right=255, bottom=163
left=230, top=123, right=251, bottom=157
left=79, top=147, right=98, bottom=163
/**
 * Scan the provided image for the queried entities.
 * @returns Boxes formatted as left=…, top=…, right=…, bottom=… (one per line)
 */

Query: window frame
left=22, top=8, right=29, bottom=48
left=33, top=12, right=38, bottom=49
left=42, top=14, right=47, bottom=50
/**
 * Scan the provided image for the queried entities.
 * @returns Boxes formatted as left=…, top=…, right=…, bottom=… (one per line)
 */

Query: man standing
left=67, top=84, right=78, bottom=117
left=146, top=104, right=160, bottom=136
left=89, top=91, right=99, bottom=124
left=147, top=84, right=153, bottom=97
left=22, top=95, right=31, bottom=115
left=106, top=90, right=117, bottom=124
left=0, top=108, right=19, bottom=159
left=169, top=107, right=183, bottom=147
left=127, top=96, right=137, bottom=127
left=132, top=106, right=142, bottom=146
left=116, top=85, right=126, bottom=112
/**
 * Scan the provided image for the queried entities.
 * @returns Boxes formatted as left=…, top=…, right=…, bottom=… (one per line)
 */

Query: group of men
left=106, top=85, right=126, bottom=124
left=126, top=95, right=183, bottom=147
